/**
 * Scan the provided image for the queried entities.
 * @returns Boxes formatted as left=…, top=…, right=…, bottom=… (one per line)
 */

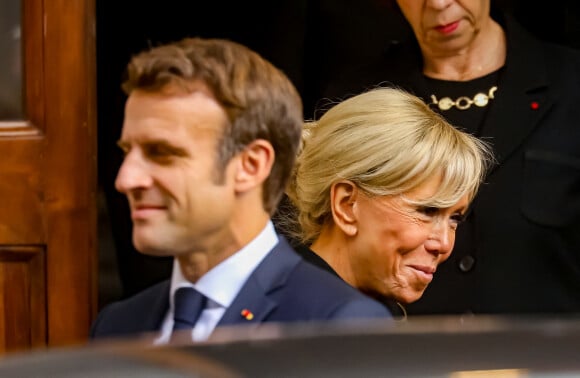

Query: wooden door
left=0, top=0, right=96, bottom=353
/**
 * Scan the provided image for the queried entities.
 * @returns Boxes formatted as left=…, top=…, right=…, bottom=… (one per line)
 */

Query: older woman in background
left=285, top=87, right=492, bottom=316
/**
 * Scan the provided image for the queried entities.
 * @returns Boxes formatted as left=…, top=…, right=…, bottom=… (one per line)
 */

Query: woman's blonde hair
left=286, top=87, right=493, bottom=243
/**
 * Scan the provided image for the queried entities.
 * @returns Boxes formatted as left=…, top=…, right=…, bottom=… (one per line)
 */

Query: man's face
left=396, top=0, right=490, bottom=56
left=115, top=84, right=238, bottom=257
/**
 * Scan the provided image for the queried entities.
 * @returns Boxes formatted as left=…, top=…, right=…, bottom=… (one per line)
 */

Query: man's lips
left=435, top=21, right=460, bottom=34
left=131, top=205, right=166, bottom=220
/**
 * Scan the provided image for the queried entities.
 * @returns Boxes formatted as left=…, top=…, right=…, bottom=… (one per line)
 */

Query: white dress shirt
left=155, top=221, right=279, bottom=344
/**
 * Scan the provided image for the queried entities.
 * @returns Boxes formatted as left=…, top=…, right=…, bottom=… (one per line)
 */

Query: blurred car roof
left=1, top=315, right=580, bottom=377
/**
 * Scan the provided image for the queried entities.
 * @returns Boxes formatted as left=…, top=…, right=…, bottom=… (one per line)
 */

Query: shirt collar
left=169, top=221, right=279, bottom=309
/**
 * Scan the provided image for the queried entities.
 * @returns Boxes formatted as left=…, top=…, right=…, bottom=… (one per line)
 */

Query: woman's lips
left=435, top=21, right=460, bottom=34
left=409, top=265, right=436, bottom=283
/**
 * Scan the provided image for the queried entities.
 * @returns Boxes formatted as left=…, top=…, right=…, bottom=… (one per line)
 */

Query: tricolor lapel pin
left=241, top=309, right=254, bottom=321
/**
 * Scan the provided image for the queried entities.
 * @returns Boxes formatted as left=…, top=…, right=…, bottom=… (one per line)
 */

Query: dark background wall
left=96, top=0, right=580, bottom=307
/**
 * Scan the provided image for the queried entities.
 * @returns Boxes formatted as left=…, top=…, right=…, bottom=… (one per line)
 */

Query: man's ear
left=234, top=139, right=275, bottom=193
left=330, top=180, right=359, bottom=237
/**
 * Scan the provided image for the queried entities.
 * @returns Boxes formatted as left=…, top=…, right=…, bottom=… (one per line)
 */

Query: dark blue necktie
left=172, top=287, right=207, bottom=334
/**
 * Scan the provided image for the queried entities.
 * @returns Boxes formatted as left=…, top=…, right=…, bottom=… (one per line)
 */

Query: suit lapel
left=217, top=236, right=300, bottom=327
left=139, top=280, right=171, bottom=333
left=480, top=16, right=556, bottom=172
left=217, top=275, right=278, bottom=327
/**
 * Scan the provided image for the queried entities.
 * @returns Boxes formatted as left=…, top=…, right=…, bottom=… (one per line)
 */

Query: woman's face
left=396, top=0, right=491, bottom=56
left=350, top=175, right=469, bottom=304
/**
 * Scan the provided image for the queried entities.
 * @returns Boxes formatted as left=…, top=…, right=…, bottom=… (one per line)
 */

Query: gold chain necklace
left=430, top=86, right=498, bottom=111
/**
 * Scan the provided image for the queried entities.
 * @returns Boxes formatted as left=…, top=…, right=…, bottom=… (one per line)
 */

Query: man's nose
left=115, top=151, right=152, bottom=193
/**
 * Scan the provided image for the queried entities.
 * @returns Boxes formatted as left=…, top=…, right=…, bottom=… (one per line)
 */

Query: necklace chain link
left=430, top=86, right=498, bottom=111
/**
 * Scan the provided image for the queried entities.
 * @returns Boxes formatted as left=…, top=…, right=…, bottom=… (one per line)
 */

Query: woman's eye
left=452, top=213, right=466, bottom=223
left=418, top=206, right=439, bottom=216
left=450, top=213, right=466, bottom=228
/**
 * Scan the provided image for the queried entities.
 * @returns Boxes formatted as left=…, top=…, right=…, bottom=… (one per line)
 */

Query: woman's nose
left=115, top=151, right=152, bottom=193
left=425, top=0, right=454, bottom=10
left=425, top=220, right=454, bottom=256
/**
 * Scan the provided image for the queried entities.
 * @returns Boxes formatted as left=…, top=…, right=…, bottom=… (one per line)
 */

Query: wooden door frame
left=43, top=0, right=97, bottom=346
left=1, top=0, right=97, bottom=348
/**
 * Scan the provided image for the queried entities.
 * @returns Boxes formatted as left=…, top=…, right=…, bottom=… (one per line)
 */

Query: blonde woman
left=285, top=87, right=493, bottom=316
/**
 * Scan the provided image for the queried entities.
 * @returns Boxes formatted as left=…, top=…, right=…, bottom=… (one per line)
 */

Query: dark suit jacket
left=91, top=237, right=391, bottom=339
left=325, top=13, right=580, bottom=314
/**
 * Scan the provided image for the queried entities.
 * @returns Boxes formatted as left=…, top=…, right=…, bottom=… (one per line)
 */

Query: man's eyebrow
left=116, top=140, right=130, bottom=150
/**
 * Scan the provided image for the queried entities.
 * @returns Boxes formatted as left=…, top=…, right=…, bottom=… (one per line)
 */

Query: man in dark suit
left=91, top=37, right=390, bottom=342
